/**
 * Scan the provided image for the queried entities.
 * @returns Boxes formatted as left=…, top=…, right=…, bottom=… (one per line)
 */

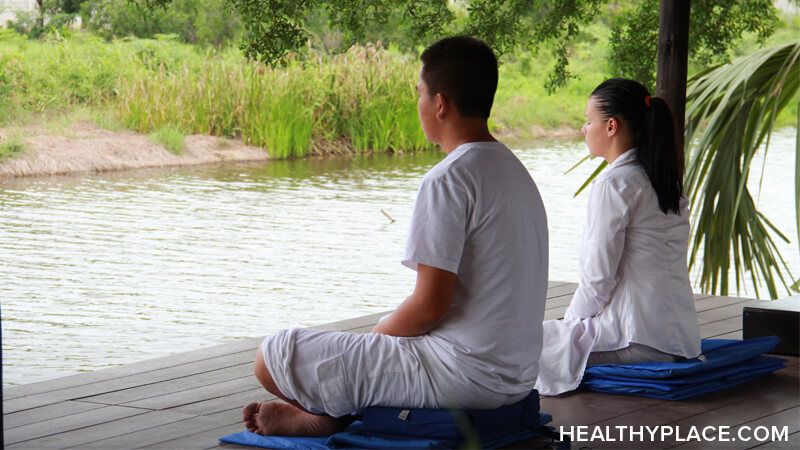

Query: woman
left=535, top=78, right=701, bottom=396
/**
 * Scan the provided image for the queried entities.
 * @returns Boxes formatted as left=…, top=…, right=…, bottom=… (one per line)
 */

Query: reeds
left=116, top=43, right=432, bottom=158
left=0, top=31, right=433, bottom=158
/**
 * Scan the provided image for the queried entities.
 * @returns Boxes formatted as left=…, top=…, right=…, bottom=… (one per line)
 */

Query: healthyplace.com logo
left=559, top=425, right=789, bottom=443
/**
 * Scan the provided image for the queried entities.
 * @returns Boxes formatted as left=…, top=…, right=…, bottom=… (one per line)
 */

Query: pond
left=2, top=129, right=798, bottom=386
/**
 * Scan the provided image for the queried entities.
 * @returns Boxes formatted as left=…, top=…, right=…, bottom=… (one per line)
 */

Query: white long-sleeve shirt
left=536, top=148, right=701, bottom=395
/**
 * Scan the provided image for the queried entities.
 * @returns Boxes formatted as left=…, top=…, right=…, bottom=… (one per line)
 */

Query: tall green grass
left=115, top=44, right=432, bottom=158
left=149, top=125, right=186, bottom=154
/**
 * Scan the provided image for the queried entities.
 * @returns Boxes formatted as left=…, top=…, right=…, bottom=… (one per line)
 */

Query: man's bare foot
left=242, top=401, right=350, bottom=436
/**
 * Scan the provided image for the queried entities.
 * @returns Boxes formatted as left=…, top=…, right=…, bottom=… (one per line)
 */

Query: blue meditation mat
left=221, top=390, right=558, bottom=449
left=579, top=337, right=787, bottom=400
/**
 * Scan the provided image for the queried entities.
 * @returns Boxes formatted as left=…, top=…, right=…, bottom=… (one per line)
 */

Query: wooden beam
left=655, top=0, right=691, bottom=156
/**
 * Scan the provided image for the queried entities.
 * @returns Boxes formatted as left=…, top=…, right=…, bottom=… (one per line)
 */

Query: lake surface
left=2, top=129, right=798, bottom=386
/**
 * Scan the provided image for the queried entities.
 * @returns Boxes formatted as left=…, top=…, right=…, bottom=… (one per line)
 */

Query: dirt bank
left=0, top=121, right=582, bottom=179
left=0, top=122, right=270, bottom=179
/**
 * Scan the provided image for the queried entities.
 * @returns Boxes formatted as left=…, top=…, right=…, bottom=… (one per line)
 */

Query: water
left=2, top=129, right=798, bottom=386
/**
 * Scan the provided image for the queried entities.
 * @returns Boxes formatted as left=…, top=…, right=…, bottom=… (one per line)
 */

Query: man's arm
left=371, top=263, right=456, bottom=337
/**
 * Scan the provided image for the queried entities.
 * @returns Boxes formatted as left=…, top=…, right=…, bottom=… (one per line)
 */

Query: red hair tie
left=644, top=95, right=652, bottom=107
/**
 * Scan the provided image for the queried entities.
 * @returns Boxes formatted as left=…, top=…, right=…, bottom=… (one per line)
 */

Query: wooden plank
left=168, top=388, right=271, bottom=416
left=545, top=293, right=574, bottom=310
left=7, top=410, right=196, bottom=449
left=693, top=293, right=714, bottom=302
left=548, top=280, right=572, bottom=289
left=699, top=317, right=743, bottom=339
left=146, top=422, right=245, bottom=449
left=3, top=355, right=256, bottom=413
left=121, top=376, right=259, bottom=411
left=697, top=300, right=762, bottom=325
left=80, top=365, right=252, bottom=406
left=712, top=330, right=743, bottom=340
left=79, top=413, right=226, bottom=449
left=4, top=288, right=793, bottom=450
left=654, top=369, right=799, bottom=448
left=3, top=400, right=105, bottom=429
left=544, top=306, right=569, bottom=321
left=2, top=337, right=263, bottom=400
left=541, top=391, right=663, bottom=429
left=545, top=283, right=578, bottom=298
left=694, top=295, right=754, bottom=312
left=4, top=405, right=150, bottom=446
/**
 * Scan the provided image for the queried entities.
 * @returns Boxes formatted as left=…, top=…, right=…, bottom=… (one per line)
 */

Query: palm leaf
left=685, top=42, right=800, bottom=298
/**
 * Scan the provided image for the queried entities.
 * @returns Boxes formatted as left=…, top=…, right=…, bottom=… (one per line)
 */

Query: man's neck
left=440, top=118, right=497, bottom=154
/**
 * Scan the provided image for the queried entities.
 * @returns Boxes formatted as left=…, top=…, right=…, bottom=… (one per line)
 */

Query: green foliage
left=609, top=0, right=778, bottom=91
left=494, top=22, right=610, bottom=133
left=0, top=129, right=26, bottom=161
left=90, top=108, right=125, bottom=131
left=607, top=0, right=660, bottom=91
left=0, top=36, right=26, bottom=121
left=149, top=124, right=185, bottom=154
left=9, top=0, right=85, bottom=39
left=81, top=0, right=242, bottom=47
left=684, top=42, right=800, bottom=298
left=117, top=43, right=432, bottom=158
left=137, top=0, right=780, bottom=94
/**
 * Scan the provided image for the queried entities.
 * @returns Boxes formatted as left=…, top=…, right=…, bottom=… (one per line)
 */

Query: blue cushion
left=220, top=391, right=554, bottom=449
left=360, top=389, right=541, bottom=442
left=579, top=337, right=787, bottom=400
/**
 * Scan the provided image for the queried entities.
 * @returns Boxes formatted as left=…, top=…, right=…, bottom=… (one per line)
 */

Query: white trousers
left=261, top=328, right=527, bottom=418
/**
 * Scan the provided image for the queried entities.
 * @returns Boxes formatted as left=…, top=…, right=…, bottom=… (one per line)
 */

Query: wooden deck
left=3, top=281, right=798, bottom=449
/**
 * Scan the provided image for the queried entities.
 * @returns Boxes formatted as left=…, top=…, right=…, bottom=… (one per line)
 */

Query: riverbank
left=0, top=122, right=270, bottom=178
left=0, top=121, right=581, bottom=179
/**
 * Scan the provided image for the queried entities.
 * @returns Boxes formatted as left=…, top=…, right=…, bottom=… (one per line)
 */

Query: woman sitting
left=535, top=78, right=701, bottom=395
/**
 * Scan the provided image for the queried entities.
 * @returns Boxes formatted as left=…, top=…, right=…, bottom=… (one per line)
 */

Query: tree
left=138, top=1, right=776, bottom=92
left=12, top=0, right=88, bottom=37
left=138, top=0, right=797, bottom=297
left=684, top=42, right=800, bottom=298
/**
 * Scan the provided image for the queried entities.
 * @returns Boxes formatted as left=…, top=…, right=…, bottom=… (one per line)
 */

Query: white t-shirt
left=402, top=141, right=549, bottom=396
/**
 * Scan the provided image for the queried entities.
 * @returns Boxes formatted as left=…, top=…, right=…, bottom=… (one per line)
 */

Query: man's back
left=403, top=141, right=549, bottom=397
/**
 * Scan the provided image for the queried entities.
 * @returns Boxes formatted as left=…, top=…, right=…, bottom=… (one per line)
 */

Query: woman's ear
left=607, top=117, right=620, bottom=137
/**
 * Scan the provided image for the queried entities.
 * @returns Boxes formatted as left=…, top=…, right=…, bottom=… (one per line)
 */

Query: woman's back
left=586, top=150, right=700, bottom=357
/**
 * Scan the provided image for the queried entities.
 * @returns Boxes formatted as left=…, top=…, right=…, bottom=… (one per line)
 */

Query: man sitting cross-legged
left=243, top=35, right=549, bottom=437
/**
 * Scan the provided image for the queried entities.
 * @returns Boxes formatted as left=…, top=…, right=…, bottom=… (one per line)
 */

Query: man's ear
left=435, top=92, right=449, bottom=120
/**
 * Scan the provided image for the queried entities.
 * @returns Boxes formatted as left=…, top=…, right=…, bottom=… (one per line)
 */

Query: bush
left=149, top=124, right=185, bottom=154
left=81, top=0, right=242, bottom=47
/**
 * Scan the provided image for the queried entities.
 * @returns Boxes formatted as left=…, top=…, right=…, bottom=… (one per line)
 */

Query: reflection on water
left=2, top=130, right=797, bottom=386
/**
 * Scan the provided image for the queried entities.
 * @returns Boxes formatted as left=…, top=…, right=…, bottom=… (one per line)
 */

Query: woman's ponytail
left=591, top=78, right=683, bottom=214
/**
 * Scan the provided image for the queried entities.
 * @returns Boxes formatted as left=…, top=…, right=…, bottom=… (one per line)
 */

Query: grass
left=0, top=129, right=27, bottom=161
left=149, top=125, right=186, bottom=154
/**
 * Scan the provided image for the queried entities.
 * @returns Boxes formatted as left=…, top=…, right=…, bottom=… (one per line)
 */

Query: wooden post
left=655, top=0, right=691, bottom=157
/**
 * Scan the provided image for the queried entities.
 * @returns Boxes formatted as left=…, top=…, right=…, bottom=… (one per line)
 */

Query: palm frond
left=685, top=42, right=800, bottom=298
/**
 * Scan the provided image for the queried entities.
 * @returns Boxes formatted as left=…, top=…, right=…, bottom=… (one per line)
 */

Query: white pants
left=261, top=328, right=527, bottom=418
left=586, top=342, right=682, bottom=367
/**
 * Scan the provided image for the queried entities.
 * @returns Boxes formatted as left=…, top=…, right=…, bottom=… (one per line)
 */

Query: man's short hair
left=420, top=36, right=498, bottom=120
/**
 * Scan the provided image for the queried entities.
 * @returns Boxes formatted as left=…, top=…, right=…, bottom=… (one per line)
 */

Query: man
left=243, top=35, right=548, bottom=437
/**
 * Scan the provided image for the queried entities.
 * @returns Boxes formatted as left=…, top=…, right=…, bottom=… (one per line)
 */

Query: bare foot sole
left=242, top=401, right=350, bottom=436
